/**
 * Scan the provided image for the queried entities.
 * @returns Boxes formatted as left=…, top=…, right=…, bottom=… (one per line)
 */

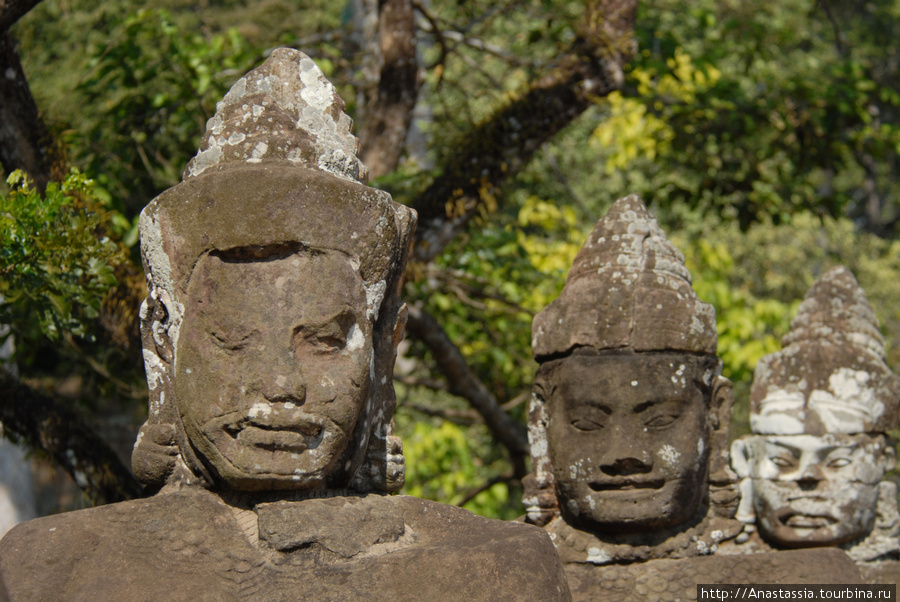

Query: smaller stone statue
left=0, top=48, right=570, bottom=601
left=729, top=266, right=900, bottom=584
left=525, top=197, right=864, bottom=600
left=525, top=194, right=742, bottom=563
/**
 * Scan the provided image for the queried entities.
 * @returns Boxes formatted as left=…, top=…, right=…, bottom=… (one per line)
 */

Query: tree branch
left=404, top=304, right=529, bottom=477
left=401, top=401, right=482, bottom=426
left=457, top=473, right=516, bottom=507
left=0, top=28, right=54, bottom=190
left=409, top=0, right=638, bottom=264
left=0, top=0, right=43, bottom=31
left=0, top=369, right=142, bottom=505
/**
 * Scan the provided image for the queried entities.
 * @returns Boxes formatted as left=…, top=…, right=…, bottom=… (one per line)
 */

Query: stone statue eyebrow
left=294, top=305, right=358, bottom=330
left=765, top=439, right=855, bottom=456
left=633, top=399, right=675, bottom=413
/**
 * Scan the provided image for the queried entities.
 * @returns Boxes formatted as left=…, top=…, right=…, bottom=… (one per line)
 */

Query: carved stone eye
left=769, top=456, right=794, bottom=468
left=827, top=457, right=851, bottom=468
left=644, top=414, right=678, bottom=428
left=210, top=331, right=253, bottom=352
left=570, top=418, right=604, bottom=431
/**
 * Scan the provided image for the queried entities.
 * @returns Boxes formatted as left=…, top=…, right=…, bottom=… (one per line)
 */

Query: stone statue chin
left=0, top=48, right=570, bottom=601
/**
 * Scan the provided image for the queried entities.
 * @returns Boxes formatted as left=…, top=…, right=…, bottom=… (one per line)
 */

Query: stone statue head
left=526, top=195, right=736, bottom=537
left=732, top=267, right=900, bottom=557
left=133, top=49, right=415, bottom=495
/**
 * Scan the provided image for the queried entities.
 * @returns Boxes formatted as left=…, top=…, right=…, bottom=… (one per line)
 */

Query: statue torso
left=0, top=488, right=570, bottom=601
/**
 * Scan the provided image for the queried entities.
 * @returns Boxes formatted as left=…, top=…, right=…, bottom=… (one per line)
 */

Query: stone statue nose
left=600, top=455, right=652, bottom=476
left=263, top=364, right=307, bottom=405
left=797, top=463, right=824, bottom=489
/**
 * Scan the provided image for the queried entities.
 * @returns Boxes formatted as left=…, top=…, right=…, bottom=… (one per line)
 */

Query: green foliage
left=396, top=394, right=524, bottom=520
left=0, top=170, right=118, bottom=341
left=576, top=0, right=900, bottom=230
left=73, top=9, right=258, bottom=215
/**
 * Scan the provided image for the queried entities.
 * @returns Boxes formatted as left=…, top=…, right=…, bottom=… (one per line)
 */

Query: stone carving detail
left=525, top=199, right=866, bottom=599
left=0, top=49, right=570, bottom=600
left=525, top=195, right=743, bottom=566
left=728, top=266, right=900, bottom=581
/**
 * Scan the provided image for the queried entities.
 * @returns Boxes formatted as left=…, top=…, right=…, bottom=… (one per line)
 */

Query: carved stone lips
left=589, top=478, right=665, bottom=491
left=223, top=408, right=328, bottom=452
left=785, top=514, right=835, bottom=528
left=236, top=426, right=318, bottom=452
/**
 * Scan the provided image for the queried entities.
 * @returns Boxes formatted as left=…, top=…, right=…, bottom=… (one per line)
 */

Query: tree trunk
left=0, top=0, right=53, bottom=190
left=409, top=0, right=638, bottom=264
left=405, top=305, right=530, bottom=478
left=357, top=0, right=421, bottom=179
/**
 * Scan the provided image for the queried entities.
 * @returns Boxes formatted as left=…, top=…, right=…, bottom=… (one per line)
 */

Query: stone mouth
left=220, top=411, right=328, bottom=452
left=588, top=478, right=665, bottom=492
left=233, top=425, right=321, bottom=452
left=784, top=514, right=835, bottom=528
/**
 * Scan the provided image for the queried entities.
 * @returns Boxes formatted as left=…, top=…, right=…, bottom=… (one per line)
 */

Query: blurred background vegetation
left=2, top=0, right=899, bottom=519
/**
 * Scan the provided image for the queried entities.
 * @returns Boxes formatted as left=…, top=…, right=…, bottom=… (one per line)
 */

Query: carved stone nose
left=601, top=456, right=652, bottom=476
left=264, top=372, right=306, bottom=405
left=796, top=464, right=824, bottom=490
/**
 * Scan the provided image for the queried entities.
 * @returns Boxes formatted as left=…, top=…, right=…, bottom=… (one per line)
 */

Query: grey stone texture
left=564, top=549, right=863, bottom=601
left=0, top=489, right=569, bottom=601
left=531, top=194, right=717, bottom=361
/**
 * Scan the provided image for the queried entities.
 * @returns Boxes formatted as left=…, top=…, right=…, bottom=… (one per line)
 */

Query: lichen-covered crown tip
left=183, top=47, right=367, bottom=183
left=781, top=265, right=884, bottom=357
left=531, top=194, right=717, bottom=360
left=750, top=265, right=900, bottom=435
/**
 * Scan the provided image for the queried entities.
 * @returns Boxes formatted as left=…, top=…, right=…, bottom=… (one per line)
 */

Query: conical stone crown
left=532, top=194, right=717, bottom=360
left=751, top=266, right=900, bottom=435
left=184, top=48, right=367, bottom=183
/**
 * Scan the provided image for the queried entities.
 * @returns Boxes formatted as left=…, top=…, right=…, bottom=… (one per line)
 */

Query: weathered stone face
left=133, top=49, right=417, bottom=494
left=526, top=195, right=742, bottom=565
left=539, top=352, right=715, bottom=532
left=733, top=433, right=894, bottom=547
left=176, top=249, right=373, bottom=491
left=732, top=266, right=900, bottom=557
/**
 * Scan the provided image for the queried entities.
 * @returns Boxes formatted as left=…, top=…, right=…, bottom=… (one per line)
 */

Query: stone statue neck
left=213, top=486, right=360, bottom=511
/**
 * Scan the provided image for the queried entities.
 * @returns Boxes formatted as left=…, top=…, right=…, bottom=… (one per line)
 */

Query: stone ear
left=729, top=438, right=757, bottom=524
left=706, top=376, right=734, bottom=479
left=730, top=437, right=752, bottom=479
left=710, top=375, right=734, bottom=433
left=140, top=292, right=174, bottom=365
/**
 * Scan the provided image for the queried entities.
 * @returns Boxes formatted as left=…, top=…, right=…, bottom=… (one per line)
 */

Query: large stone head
left=527, top=195, right=734, bottom=534
left=732, top=267, right=900, bottom=552
left=134, top=49, right=415, bottom=494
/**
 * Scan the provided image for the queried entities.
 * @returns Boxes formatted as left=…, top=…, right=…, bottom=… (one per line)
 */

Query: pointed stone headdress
left=750, top=266, right=900, bottom=435
left=531, top=194, right=717, bottom=360
left=135, top=48, right=415, bottom=493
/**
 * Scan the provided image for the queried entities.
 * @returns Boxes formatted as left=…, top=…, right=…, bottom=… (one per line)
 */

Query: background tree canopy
left=1, top=0, right=898, bottom=518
